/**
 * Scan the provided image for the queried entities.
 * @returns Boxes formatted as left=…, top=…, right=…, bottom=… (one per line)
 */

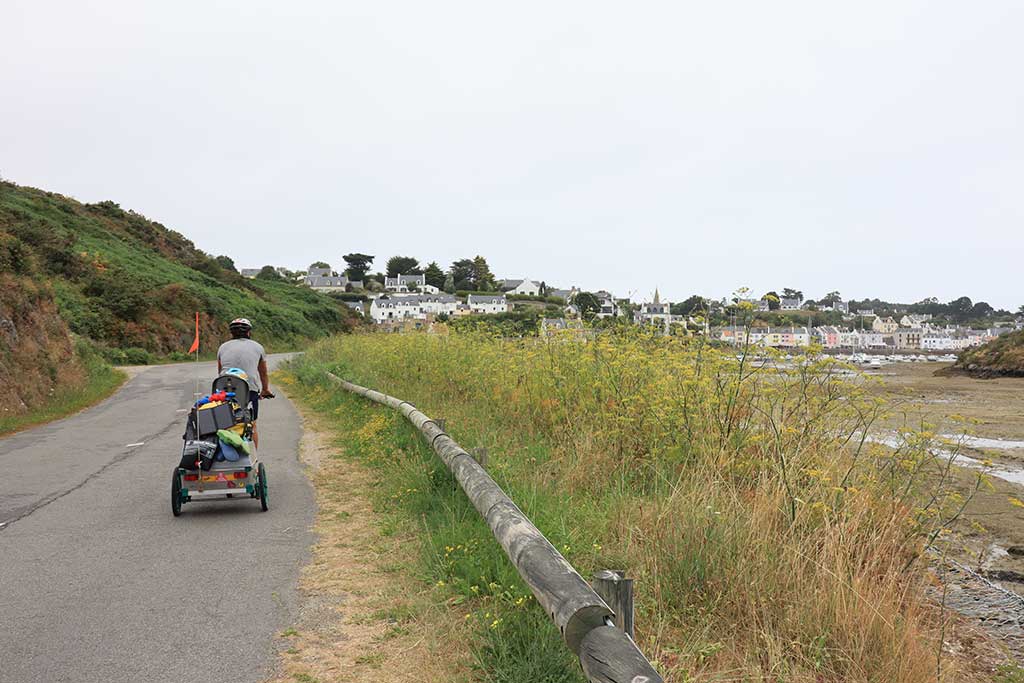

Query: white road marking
left=125, top=442, right=145, bottom=447
left=176, top=408, right=189, bottom=412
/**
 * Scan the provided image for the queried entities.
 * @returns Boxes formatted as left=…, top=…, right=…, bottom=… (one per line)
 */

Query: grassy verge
left=0, top=348, right=125, bottom=436
left=280, top=366, right=586, bottom=683
left=287, top=330, right=1015, bottom=682
left=264, top=384, right=467, bottom=683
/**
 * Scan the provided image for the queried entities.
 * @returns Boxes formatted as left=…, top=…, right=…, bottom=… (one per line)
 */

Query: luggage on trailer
left=196, top=402, right=236, bottom=436
left=178, top=439, right=218, bottom=470
left=180, top=373, right=255, bottom=470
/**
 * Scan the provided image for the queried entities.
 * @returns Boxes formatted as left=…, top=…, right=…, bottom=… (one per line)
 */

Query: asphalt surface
left=0, top=355, right=315, bottom=683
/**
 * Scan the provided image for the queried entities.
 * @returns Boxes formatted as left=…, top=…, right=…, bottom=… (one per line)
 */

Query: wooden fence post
left=471, top=447, right=489, bottom=468
left=324, top=373, right=662, bottom=683
left=591, top=570, right=635, bottom=639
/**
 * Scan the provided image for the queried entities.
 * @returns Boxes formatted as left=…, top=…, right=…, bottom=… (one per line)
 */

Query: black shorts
left=249, top=391, right=260, bottom=421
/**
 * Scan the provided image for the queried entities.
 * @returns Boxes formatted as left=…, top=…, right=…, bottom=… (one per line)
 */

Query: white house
left=369, top=294, right=459, bottom=323
left=240, top=268, right=261, bottom=278
left=860, top=331, right=887, bottom=348
left=780, top=298, right=804, bottom=311
left=594, top=291, right=624, bottom=319
left=822, top=300, right=849, bottom=314
left=385, top=274, right=429, bottom=293
left=921, top=332, right=955, bottom=350
left=467, top=294, right=510, bottom=315
left=838, top=330, right=861, bottom=347
left=500, top=278, right=542, bottom=296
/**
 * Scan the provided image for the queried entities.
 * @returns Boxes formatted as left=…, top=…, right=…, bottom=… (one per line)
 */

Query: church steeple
left=653, top=288, right=661, bottom=305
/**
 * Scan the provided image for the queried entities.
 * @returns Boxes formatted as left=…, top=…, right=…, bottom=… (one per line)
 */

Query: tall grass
left=293, top=330, right=981, bottom=682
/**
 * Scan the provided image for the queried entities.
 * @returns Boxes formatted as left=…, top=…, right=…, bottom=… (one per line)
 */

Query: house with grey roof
left=342, top=301, right=365, bottom=314
left=385, top=273, right=436, bottom=294
left=467, top=294, right=510, bottom=315
left=540, top=318, right=585, bottom=336
left=500, top=278, right=542, bottom=296
left=369, top=294, right=458, bottom=323
left=306, top=274, right=354, bottom=291
left=780, top=298, right=804, bottom=311
left=547, top=287, right=577, bottom=302
left=240, top=268, right=261, bottom=279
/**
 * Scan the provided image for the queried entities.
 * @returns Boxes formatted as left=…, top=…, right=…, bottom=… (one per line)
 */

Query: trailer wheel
left=171, top=469, right=183, bottom=517
left=258, top=463, right=268, bottom=512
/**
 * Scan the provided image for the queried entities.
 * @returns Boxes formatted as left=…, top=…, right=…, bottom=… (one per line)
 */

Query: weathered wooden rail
left=325, top=372, right=664, bottom=683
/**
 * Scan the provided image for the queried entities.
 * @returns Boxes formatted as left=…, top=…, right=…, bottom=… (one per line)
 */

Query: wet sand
left=875, top=362, right=1024, bottom=592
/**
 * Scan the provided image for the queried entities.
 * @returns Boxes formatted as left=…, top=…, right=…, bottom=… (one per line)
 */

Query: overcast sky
left=2, top=1, right=1022, bottom=309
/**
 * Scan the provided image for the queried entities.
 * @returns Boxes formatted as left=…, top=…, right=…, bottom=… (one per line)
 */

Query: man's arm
left=258, top=357, right=272, bottom=397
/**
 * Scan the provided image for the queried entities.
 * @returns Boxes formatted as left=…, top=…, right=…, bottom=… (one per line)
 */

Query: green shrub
left=121, top=347, right=154, bottom=365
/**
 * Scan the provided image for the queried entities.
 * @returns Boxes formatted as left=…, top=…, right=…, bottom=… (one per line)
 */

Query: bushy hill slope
left=0, top=181, right=358, bottom=413
left=950, top=330, right=1024, bottom=377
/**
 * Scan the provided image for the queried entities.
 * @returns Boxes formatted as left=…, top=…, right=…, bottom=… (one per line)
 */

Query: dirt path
left=265, top=409, right=466, bottom=683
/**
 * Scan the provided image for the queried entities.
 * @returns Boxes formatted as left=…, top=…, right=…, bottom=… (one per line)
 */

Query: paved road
left=0, top=356, right=314, bottom=683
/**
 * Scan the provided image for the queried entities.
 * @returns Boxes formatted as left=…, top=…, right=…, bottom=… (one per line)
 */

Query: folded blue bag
left=219, top=441, right=242, bottom=462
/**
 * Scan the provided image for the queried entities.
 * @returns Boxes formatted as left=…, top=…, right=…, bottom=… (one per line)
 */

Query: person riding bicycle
left=217, top=318, right=274, bottom=448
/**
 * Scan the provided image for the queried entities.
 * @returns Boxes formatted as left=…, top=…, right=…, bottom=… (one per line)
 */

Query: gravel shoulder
left=264, top=393, right=467, bottom=683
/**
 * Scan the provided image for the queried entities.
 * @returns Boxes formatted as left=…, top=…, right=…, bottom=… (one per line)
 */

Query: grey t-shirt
left=217, top=338, right=267, bottom=393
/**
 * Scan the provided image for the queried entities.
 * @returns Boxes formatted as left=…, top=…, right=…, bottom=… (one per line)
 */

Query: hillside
left=950, top=330, right=1024, bottom=377
left=0, top=181, right=358, bottom=416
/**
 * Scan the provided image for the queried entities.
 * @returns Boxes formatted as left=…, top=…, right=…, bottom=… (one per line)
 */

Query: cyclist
left=217, top=318, right=274, bottom=448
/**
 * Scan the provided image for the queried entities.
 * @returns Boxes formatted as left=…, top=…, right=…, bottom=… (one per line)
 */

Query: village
left=240, top=264, right=1023, bottom=353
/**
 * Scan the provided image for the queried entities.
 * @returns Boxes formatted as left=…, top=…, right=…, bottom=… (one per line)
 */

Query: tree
left=342, top=253, right=374, bottom=281
left=443, top=272, right=455, bottom=294
left=947, top=296, right=973, bottom=322
left=574, top=292, right=602, bottom=320
left=309, top=261, right=330, bottom=270
left=762, top=291, right=781, bottom=310
left=423, top=261, right=445, bottom=289
left=970, top=301, right=994, bottom=319
left=1018, top=304, right=1024, bottom=316
left=782, top=288, right=803, bottom=300
left=255, top=265, right=282, bottom=281
left=215, top=255, right=237, bottom=272
left=821, top=291, right=842, bottom=305
left=449, top=259, right=475, bottom=287
left=671, top=295, right=707, bottom=316
left=471, top=256, right=495, bottom=291
left=386, top=256, right=421, bottom=278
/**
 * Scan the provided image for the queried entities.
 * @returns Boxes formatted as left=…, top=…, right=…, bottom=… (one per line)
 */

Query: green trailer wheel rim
left=171, top=469, right=183, bottom=517
left=258, top=463, right=268, bottom=511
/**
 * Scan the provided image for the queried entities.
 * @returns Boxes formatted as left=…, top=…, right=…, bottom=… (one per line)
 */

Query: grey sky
left=3, top=1, right=1022, bottom=309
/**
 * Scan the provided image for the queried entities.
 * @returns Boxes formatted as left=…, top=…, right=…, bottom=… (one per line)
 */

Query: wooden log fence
left=325, top=372, right=664, bottom=683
